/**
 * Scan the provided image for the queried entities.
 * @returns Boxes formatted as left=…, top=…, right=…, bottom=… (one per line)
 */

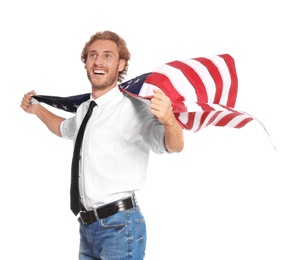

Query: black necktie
left=70, top=100, right=97, bottom=215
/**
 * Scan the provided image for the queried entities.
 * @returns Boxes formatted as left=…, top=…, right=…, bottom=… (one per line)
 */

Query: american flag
left=33, top=54, right=260, bottom=133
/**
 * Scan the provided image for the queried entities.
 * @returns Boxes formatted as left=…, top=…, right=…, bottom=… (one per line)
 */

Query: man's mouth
left=93, top=69, right=106, bottom=75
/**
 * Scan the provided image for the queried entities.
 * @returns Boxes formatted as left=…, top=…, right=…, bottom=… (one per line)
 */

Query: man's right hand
left=20, top=90, right=39, bottom=114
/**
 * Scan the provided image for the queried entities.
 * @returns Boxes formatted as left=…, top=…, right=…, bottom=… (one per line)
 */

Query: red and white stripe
left=133, top=54, right=254, bottom=131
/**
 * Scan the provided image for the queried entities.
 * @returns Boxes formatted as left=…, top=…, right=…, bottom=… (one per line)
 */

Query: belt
left=80, top=196, right=136, bottom=224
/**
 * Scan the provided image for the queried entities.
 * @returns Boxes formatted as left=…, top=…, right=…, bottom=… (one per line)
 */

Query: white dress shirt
left=60, top=86, right=167, bottom=210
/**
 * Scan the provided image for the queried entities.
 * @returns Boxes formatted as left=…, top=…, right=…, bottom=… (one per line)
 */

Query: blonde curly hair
left=81, top=30, right=131, bottom=83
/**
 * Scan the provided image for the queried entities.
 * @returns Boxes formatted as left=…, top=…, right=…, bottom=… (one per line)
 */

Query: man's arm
left=20, top=90, right=65, bottom=137
left=150, top=89, right=184, bottom=153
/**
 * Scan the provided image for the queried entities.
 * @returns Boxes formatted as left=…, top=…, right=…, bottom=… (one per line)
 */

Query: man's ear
left=118, top=59, right=126, bottom=72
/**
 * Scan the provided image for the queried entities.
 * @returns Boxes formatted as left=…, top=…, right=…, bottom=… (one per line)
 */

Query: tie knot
left=89, top=100, right=97, bottom=110
left=86, top=101, right=97, bottom=115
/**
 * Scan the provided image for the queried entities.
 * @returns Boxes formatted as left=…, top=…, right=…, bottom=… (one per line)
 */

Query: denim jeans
left=78, top=206, right=147, bottom=260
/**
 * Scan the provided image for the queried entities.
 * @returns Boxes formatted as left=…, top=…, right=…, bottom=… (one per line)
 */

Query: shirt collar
left=91, top=86, right=121, bottom=106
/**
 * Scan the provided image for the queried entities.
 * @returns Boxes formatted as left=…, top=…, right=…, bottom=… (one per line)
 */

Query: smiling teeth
left=94, top=69, right=105, bottom=74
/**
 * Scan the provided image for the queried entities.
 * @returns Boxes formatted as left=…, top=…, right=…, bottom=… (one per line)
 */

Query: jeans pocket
left=100, top=211, right=128, bottom=231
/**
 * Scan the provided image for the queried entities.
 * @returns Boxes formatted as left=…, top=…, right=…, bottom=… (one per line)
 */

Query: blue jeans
left=78, top=206, right=147, bottom=260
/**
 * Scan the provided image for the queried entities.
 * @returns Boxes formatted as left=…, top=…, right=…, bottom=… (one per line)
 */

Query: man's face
left=85, top=39, right=125, bottom=91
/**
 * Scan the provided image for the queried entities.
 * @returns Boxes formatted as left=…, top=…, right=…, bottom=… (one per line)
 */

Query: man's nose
left=94, top=56, right=103, bottom=66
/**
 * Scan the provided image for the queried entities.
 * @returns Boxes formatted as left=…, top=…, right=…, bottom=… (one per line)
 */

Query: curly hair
left=81, top=31, right=131, bottom=83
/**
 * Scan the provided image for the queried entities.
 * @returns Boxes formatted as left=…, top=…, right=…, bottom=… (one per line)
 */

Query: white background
left=1, top=0, right=297, bottom=259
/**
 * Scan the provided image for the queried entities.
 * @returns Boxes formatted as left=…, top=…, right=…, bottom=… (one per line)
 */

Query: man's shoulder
left=122, top=92, right=151, bottom=108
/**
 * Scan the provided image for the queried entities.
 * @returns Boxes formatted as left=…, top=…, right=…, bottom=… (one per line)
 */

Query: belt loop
left=93, top=208, right=100, bottom=221
left=132, top=193, right=137, bottom=207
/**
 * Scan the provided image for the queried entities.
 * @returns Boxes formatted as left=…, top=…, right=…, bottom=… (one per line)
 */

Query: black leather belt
left=80, top=196, right=136, bottom=224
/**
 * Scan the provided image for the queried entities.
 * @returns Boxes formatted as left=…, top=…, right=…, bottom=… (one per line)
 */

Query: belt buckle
left=80, top=210, right=95, bottom=225
left=79, top=211, right=87, bottom=224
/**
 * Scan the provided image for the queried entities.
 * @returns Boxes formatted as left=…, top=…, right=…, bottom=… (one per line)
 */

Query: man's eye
left=89, top=53, right=96, bottom=58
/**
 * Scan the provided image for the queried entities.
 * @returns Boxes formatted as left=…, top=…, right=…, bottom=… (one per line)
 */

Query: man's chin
left=91, top=83, right=110, bottom=91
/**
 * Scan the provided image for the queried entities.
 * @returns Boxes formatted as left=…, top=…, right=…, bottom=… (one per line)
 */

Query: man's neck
left=91, top=84, right=117, bottom=100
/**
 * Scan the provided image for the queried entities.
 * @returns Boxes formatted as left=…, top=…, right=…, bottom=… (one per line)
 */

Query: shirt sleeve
left=60, top=116, right=77, bottom=141
left=120, top=96, right=168, bottom=154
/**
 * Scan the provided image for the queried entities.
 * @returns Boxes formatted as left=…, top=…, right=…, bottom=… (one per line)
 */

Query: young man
left=20, top=30, right=184, bottom=259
